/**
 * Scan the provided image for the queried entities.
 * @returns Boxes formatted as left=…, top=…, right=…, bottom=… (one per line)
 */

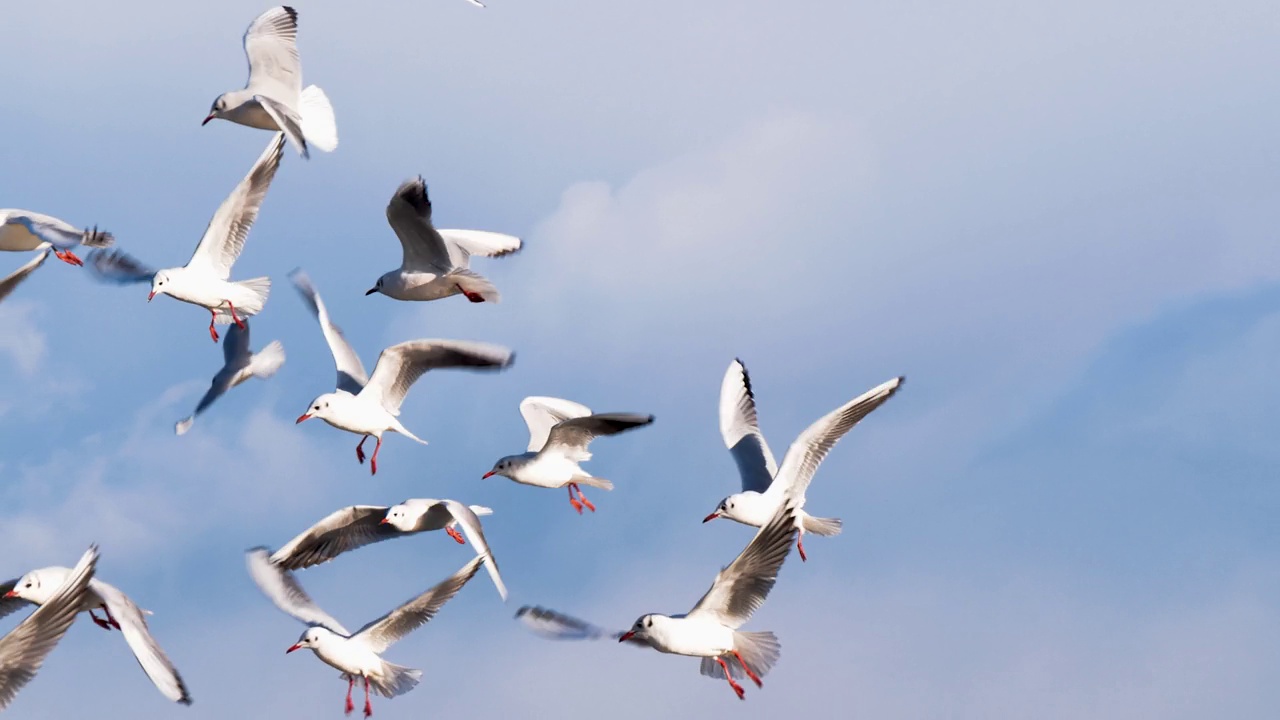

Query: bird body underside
left=510, top=454, right=591, bottom=489
left=648, top=617, right=737, bottom=658
left=381, top=273, right=463, bottom=301
left=164, top=276, right=261, bottom=314
left=221, top=99, right=286, bottom=131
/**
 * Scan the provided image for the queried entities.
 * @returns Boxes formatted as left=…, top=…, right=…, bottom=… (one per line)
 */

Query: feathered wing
left=243, top=340, right=286, bottom=381
left=385, top=177, right=454, bottom=273
left=85, top=248, right=156, bottom=285
left=361, top=339, right=515, bottom=416
left=221, top=320, right=253, bottom=366
left=245, top=547, right=350, bottom=635
left=719, top=359, right=778, bottom=493
left=512, top=606, right=648, bottom=646
left=542, top=413, right=655, bottom=462
left=519, top=396, right=593, bottom=452
left=438, top=229, right=522, bottom=268
left=354, top=556, right=485, bottom=654
left=93, top=581, right=192, bottom=705
left=289, top=268, right=368, bottom=394
left=0, top=546, right=98, bottom=712
left=439, top=500, right=507, bottom=601
left=255, top=97, right=308, bottom=159
left=0, top=250, right=50, bottom=305
left=268, top=506, right=397, bottom=571
left=187, top=133, right=286, bottom=280
left=243, top=6, right=301, bottom=99
left=0, top=580, right=31, bottom=621
left=3, top=212, right=109, bottom=251
left=764, top=376, right=904, bottom=504
left=688, top=501, right=798, bottom=629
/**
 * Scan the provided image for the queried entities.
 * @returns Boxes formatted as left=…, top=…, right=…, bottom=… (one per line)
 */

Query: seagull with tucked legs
left=0, top=209, right=113, bottom=266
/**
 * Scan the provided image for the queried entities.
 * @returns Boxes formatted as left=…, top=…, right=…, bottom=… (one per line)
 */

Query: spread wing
left=688, top=501, right=798, bottom=629
left=543, top=413, right=654, bottom=461
left=764, top=376, right=904, bottom=504
left=86, top=248, right=156, bottom=285
left=361, top=339, right=514, bottom=416
left=385, top=177, right=453, bottom=273
left=222, top=320, right=253, bottom=365
left=245, top=547, right=349, bottom=635
left=513, top=606, right=648, bottom=646
left=255, top=96, right=308, bottom=159
left=0, top=250, right=50, bottom=306
left=289, top=268, right=368, bottom=394
left=94, top=581, right=192, bottom=704
left=354, top=556, right=484, bottom=654
left=243, top=6, right=302, bottom=99
left=268, top=506, right=397, bottom=571
left=0, top=546, right=97, bottom=713
left=519, top=396, right=593, bottom=452
left=720, top=359, right=778, bottom=493
left=439, top=500, right=506, bottom=602
left=187, top=133, right=285, bottom=280
left=1, top=212, right=109, bottom=251
left=438, top=229, right=522, bottom=268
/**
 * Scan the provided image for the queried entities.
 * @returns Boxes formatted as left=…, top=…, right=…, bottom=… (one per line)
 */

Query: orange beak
left=285, top=643, right=301, bottom=654
left=202, top=113, right=216, bottom=126
left=702, top=512, right=720, bottom=523
left=2, top=590, right=17, bottom=599
left=481, top=470, right=496, bottom=479
left=295, top=413, right=311, bottom=424
left=379, top=518, right=390, bottom=525
left=147, top=291, right=156, bottom=302
left=618, top=631, right=635, bottom=643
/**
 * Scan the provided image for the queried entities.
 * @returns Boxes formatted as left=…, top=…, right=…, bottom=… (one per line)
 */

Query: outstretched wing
left=719, top=359, right=778, bottom=493
left=94, top=580, right=192, bottom=704
left=245, top=547, right=350, bottom=635
left=688, top=501, right=798, bottom=629
left=187, top=133, right=285, bottom=280
left=440, top=500, right=506, bottom=602
left=438, top=229, right=522, bottom=268
left=243, top=6, right=302, bottom=99
left=513, top=606, right=648, bottom=646
left=0, top=250, right=50, bottom=306
left=385, top=177, right=453, bottom=273
left=543, top=413, right=654, bottom=461
left=519, top=396, right=593, bottom=452
left=86, top=248, right=156, bottom=285
left=362, top=339, right=514, bottom=416
left=354, top=556, right=484, bottom=654
left=268, top=506, right=397, bottom=571
left=289, top=268, right=368, bottom=394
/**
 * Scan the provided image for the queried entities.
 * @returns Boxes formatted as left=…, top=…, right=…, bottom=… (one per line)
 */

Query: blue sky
left=2, top=0, right=1279, bottom=717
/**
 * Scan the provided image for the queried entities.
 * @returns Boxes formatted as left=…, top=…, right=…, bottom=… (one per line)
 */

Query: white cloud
left=0, top=301, right=47, bottom=377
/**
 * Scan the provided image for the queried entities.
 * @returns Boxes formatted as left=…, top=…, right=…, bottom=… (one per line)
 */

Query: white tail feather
left=248, top=340, right=286, bottom=379
left=448, top=268, right=501, bottom=303
left=699, top=631, right=781, bottom=681
left=571, top=475, right=613, bottom=491
left=299, top=85, right=338, bottom=153
left=214, top=277, right=271, bottom=324
left=801, top=514, right=842, bottom=537
left=366, top=661, right=421, bottom=698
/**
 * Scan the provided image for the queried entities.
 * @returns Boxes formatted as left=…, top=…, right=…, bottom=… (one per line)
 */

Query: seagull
left=0, top=249, right=51, bottom=306
left=703, top=359, right=904, bottom=561
left=266, top=499, right=507, bottom=601
left=514, top=499, right=800, bottom=700
left=203, top=6, right=338, bottom=158
left=296, top=337, right=515, bottom=475
left=1, top=558, right=193, bottom=705
left=0, top=210, right=113, bottom=266
left=175, top=320, right=285, bottom=435
left=483, top=396, right=654, bottom=514
left=365, top=177, right=521, bottom=304
left=289, top=268, right=367, bottom=395
left=247, top=547, right=485, bottom=717
left=86, top=133, right=284, bottom=343
left=0, top=545, right=97, bottom=713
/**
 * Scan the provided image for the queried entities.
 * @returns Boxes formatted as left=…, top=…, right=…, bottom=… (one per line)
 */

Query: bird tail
left=299, top=85, right=338, bottom=153
left=802, top=514, right=843, bottom=537
left=366, top=662, right=422, bottom=698
left=80, top=227, right=114, bottom=248
left=571, top=475, right=613, bottom=491
left=248, top=340, right=286, bottom=379
left=699, top=631, right=781, bottom=682
left=447, top=268, right=501, bottom=303
left=214, top=276, right=271, bottom=324
left=467, top=505, right=494, bottom=517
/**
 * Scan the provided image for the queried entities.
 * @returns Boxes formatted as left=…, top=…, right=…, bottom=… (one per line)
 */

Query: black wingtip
left=282, top=6, right=299, bottom=23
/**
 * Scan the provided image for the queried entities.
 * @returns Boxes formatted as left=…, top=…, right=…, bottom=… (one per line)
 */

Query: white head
left=148, top=270, right=174, bottom=302
left=364, top=272, right=397, bottom=297
left=381, top=502, right=420, bottom=532
left=618, top=613, right=666, bottom=644
left=285, top=626, right=334, bottom=655
left=203, top=93, right=233, bottom=126
left=703, top=492, right=754, bottom=524
left=296, top=393, right=341, bottom=424
left=482, top=455, right=526, bottom=480
left=3, top=568, right=62, bottom=605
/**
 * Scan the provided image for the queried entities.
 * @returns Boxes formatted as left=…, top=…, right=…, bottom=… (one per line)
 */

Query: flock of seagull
left=0, top=4, right=906, bottom=716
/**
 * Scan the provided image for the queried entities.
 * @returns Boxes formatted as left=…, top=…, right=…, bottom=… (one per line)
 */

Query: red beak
left=147, top=291, right=156, bottom=302
left=379, top=518, right=390, bottom=525
left=2, top=590, right=17, bottom=599
left=202, top=113, right=216, bottom=126
left=481, top=470, right=495, bottom=479
left=702, top=512, right=720, bottom=523
left=285, top=643, right=301, bottom=654
left=618, top=631, right=635, bottom=643
left=295, top=413, right=311, bottom=424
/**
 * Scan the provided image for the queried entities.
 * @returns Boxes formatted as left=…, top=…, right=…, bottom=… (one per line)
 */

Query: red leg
left=369, top=436, right=382, bottom=476
left=88, top=608, right=112, bottom=631
left=344, top=676, right=355, bottom=715
left=54, top=249, right=84, bottom=266
left=363, top=677, right=373, bottom=718
left=226, top=300, right=247, bottom=330
left=796, top=534, right=807, bottom=562
left=356, top=437, right=367, bottom=464
left=446, top=526, right=465, bottom=544
left=101, top=604, right=122, bottom=630
left=715, top=657, right=746, bottom=700
left=566, top=485, right=583, bottom=514
left=572, top=483, right=597, bottom=512
left=207, top=310, right=220, bottom=343
left=732, top=650, right=763, bottom=687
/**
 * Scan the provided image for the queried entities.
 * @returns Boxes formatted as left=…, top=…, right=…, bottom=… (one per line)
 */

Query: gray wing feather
left=385, top=177, right=453, bottom=273
left=245, top=547, right=350, bottom=635
left=86, top=248, right=156, bottom=285
left=363, top=339, right=515, bottom=416
left=94, top=581, right=192, bottom=704
left=543, top=413, right=655, bottom=457
left=188, top=133, right=286, bottom=279
left=289, top=269, right=368, bottom=394
left=519, top=396, right=593, bottom=452
left=440, top=501, right=507, bottom=602
left=243, top=6, right=301, bottom=98
left=355, top=556, right=485, bottom=654
left=689, top=501, right=798, bottom=629
left=512, top=606, right=648, bottom=647
left=0, top=251, right=50, bottom=305
left=720, top=359, right=778, bottom=493
left=269, top=506, right=397, bottom=571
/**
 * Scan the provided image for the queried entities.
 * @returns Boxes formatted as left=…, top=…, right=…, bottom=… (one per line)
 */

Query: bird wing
left=719, top=359, right=778, bottom=493
left=385, top=177, right=453, bottom=273
left=268, top=506, right=397, bottom=571
left=354, top=556, right=485, bottom=654
left=86, top=248, right=156, bottom=285
left=543, top=413, right=654, bottom=461
left=519, top=396, right=593, bottom=452
left=254, top=96, right=309, bottom=160
left=243, top=6, right=302, bottom=99
left=222, top=320, right=253, bottom=365
left=93, top=580, right=192, bottom=705
left=289, top=268, right=368, bottom=394
left=439, top=500, right=507, bottom=602
left=512, top=606, right=648, bottom=646
left=0, top=250, right=50, bottom=306
left=245, top=547, right=350, bottom=635
left=0, top=546, right=97, bottom=713
left=764, top=376, right=904, bottom=504
left=0, top=579, right=31, bottom=621
left=186, top=133, right=285, bottom=280
left=438, top=229, right=522, bottom=268
left=361, top=339, right=514, bottom=416
left=688, top=501, right=798, bottom=629
left=1, top=211, right=109, bottom=252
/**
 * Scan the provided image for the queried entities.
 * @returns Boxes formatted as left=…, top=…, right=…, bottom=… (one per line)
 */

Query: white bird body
left=0, top=209, right=113, bottom=265
left=705, top=359, right=904, bottom=561
left=303, top=389, right=425, bottom=442
left=640, top=615, right=736, bottom=658
left=495, top=451, right=588, bottom=489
